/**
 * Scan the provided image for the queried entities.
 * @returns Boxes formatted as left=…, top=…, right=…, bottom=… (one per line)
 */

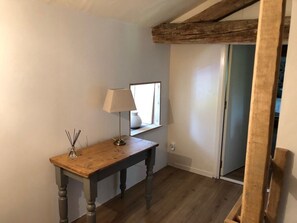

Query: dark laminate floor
left=224, top=167, right=245, bottom=182
left=74, top=166, right=242, bottom=223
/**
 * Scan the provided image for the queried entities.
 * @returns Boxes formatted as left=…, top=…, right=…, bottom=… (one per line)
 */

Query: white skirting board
left=168, top=162, right=214, bottom=178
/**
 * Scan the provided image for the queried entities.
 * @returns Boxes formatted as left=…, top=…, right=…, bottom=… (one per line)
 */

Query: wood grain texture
left=241, top=0, right=286, bottom=222
left=73, top=166, right=242, bottom=223
left=152, top=17, right=290, bottom=44
left=265, top=148, right=289, bottom=223
left=186, top=0, right=259, bottom=23
left=50, top=137, right=158, bottom=178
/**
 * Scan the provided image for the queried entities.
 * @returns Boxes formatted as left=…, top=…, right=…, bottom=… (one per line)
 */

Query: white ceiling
left=42, top=0, right=207, bottom=26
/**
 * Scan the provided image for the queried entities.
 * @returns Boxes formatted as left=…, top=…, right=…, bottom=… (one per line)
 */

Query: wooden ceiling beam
left=186, top=0, right=259, bottom=23
left=152, top=17, right=290, bottom=44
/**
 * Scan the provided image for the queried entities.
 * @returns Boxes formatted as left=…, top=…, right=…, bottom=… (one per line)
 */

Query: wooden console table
left=50, top=137, right=158, bottom=223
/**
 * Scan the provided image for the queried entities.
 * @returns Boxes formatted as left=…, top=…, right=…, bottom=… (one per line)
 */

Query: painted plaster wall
left=0, top=1, right=169, bottom=222
left=168, top=44, right=226, bottom=177
left=276, top=1, right=297, bottom=222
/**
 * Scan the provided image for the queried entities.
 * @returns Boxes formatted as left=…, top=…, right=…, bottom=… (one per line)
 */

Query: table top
left=50, top=137, right=158, bottom=178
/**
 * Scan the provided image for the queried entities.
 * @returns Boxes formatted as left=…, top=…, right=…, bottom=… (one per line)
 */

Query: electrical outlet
left=168, top=142, right=176, bottom=152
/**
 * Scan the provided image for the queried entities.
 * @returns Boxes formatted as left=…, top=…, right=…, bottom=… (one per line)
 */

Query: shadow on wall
left=167, top=99, right=174, bottom=125
left=277, top=151, right=295, bottom=222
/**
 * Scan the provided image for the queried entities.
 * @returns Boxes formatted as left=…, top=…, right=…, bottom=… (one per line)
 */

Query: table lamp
left=103, top=88, right=136, bottom=146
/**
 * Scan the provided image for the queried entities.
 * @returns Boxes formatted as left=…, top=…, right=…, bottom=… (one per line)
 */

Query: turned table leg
left=120, top=169, right=127, bottom=199
left=55, top=167, right=69, bottom=223
left=145, top=147, right=156, bottom=209
left=83, top=177, right=97, bottom=223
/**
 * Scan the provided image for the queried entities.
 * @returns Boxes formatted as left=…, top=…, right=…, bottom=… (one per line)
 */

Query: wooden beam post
left=241, top=0, right=286, bottom=222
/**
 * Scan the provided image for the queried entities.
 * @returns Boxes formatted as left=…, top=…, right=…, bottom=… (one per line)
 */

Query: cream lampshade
left=103, top=88, right=136, bottom=146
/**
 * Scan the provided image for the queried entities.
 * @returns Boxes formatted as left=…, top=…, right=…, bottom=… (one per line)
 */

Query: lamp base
left=114, top=138, right=126, bottom=146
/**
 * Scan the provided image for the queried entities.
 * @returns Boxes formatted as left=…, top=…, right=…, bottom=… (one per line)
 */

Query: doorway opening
left=219, top=45, right=287, bottom=184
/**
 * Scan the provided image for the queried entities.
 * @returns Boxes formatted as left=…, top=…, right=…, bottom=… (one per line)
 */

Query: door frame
left=217, top=44, right=256, bottom=184
left=220, top=45, right=233, bottom=176
left=213, top=45, right=229, bottom=179
left=215, top=44, right=244, bottom=183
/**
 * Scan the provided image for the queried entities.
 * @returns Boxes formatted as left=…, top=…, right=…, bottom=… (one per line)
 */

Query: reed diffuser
left=65, top=129, right=81, bottom=159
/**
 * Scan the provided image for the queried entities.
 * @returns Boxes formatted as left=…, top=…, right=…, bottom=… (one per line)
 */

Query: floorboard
left=73, top=166, right=242, bottom=223
left=224, top=167, right=245, bottom=182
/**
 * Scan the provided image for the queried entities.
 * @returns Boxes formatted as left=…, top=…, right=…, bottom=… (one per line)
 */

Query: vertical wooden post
left=241, top=0, right=286, bottom=222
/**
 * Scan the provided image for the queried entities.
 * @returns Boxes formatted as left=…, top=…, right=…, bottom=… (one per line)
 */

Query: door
left=221, top=45, right=255, bottom=176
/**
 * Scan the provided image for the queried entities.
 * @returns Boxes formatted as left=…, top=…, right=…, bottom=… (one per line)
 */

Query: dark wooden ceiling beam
left=152, top=17, right=290, bottom=44
left=186, top=0, right=259, bottom=23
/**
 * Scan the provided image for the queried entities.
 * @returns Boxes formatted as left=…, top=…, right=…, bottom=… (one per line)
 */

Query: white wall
left=168, top=44, right=227, bottom=177
left=276, top=1, right=297, bottom=222
left=0, top=1, right=169, bottom=222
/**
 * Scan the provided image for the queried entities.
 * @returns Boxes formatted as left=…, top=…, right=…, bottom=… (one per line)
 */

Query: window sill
left=130, top=124, right=162, bottom=136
